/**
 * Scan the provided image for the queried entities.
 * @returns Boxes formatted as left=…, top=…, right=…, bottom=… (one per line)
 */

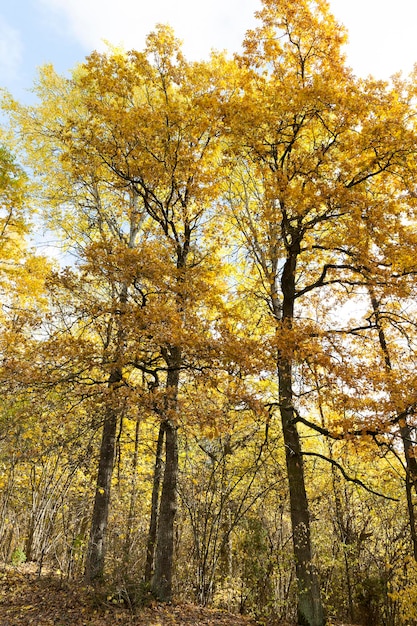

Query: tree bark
left=279, top=359, right=324, bottom=626
left=151, top=350, right=180, bottom=602
left=145, top=421, right=165, bottom=584
left=85, top=368, right=121, bottom=583
left=124, top=418, right=141, bottom=562
left=277, top=240, right=324, bottom=626
left=370, top=294, right=417, bottom=560
left=152, top=419, right=179, bottom=601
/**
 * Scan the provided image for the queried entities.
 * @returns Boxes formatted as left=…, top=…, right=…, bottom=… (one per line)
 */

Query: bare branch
left=302, top=450, right=399, bottom=501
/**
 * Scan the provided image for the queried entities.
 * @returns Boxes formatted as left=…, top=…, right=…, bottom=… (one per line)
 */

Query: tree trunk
left=370, top=294, right=417, bottom=560
left=151, top=351, right=180, bottom=602
left=277, top=242, right=324, bottom=626
left=279, top=359, right=324, bottom=626
left=145, top=421, right=165, bottom=584
left=124, top=418, right=141, bottom=562
left=152, top=419, right=179, bottom=601
left=399, top=419, right=417, bottom=560
left=85, top=368, right=121, bottom=583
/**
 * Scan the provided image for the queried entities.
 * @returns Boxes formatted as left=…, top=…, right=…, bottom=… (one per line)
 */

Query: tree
left=5, top=27, right=230, bottom=596
left=4, top=5, right=417, bottom=621
left=224, top=1, right=417, bottom=623
left=367, top=286, right=417, bottom=559
left=68, top=30, right=230, bottom=599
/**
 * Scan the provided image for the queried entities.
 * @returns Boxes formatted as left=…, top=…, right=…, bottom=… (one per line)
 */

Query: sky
left=1, top=0, right=417, bottom=103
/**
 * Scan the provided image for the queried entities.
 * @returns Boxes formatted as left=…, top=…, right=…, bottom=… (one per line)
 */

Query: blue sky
left=1, top=0, right=417, bottom=104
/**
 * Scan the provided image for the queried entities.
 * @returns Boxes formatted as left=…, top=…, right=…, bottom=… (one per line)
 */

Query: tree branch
left=302, top=450, right=398, bottom=501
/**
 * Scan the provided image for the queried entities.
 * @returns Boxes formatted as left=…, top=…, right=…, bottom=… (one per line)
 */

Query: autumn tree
left=0, top=136, right=63, bottom=566
left=3, top=62, right=160, bottom=582
left=5, top=27, right=232, bottom=597
left=4, top=3, right=417, bottom=623
left=223, top=1, right=417, bottom=624
left=72, top=32, right=230, bottom=598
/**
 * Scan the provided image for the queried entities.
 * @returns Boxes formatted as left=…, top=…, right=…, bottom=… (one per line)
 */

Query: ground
left=0, top=564, right=263, bottom=626
left=0, top=564, right=358, bottom=626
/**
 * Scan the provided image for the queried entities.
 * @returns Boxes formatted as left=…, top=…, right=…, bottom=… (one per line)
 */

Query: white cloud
left=37, top=0, right=417, bottom=78
left=0, top=17, right=23, bottom=80
left=39, top=0, right=259, bottom=59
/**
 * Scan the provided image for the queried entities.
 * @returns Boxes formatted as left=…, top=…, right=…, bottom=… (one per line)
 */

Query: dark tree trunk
left=85, top=368, right=121, bottom=583
left=152, top=419, right=179, bottom=601
left=398, top=417, right=417, bottom=560
left=124, top=418, right=141, bottom=562
left=370, top=294, right=417, bottom=560
left=145, top=421, right=165, bottom=584
left=277, top=240, right=324, bottom=626
left=151, top=350, right=180, bottom=602
left=279, top=359, right=324, bottom=626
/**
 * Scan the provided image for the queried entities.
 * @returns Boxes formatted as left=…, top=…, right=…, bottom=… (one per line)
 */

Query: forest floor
left=0, top=564, right=358, bottom=626
left=0, top=563, right=264, bottom=626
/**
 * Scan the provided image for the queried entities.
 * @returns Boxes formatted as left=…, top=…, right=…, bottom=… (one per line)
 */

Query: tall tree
left=6, top=28, right=228, bottom=595
left=225, top=1, right=417, bottom=623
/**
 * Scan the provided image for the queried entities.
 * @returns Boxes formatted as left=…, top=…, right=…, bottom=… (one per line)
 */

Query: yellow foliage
left=389, top=558, right=417, bottom=624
